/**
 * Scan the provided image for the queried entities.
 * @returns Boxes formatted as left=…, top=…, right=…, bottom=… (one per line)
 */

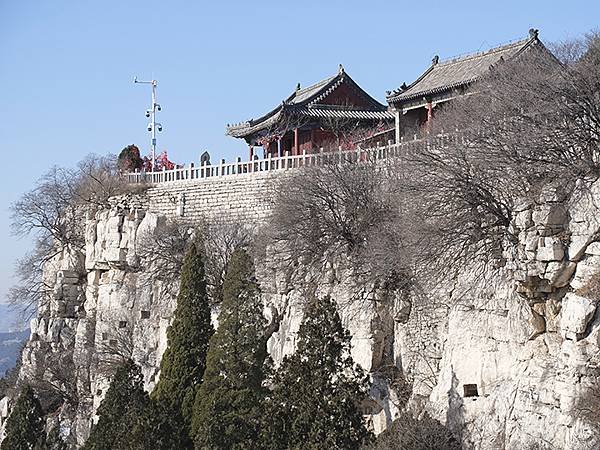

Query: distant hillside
left=0, top=304, right=26, bottom=333
left=0, top=304, right=28, bottom=377
left=0, top=330, right=28, bottom=377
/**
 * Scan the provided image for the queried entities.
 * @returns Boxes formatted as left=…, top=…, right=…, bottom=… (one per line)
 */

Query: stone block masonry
left=145, top=170, right=287, bottom=226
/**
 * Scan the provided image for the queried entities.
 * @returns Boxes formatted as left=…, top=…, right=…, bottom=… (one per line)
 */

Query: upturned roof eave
left=386, top=33, right=541, bottom=106
left=227, top=68, right=389, bottom=139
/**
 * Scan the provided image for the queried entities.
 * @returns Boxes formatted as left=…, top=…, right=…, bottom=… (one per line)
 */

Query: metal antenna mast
left=133, top=76, right=162, bottom=170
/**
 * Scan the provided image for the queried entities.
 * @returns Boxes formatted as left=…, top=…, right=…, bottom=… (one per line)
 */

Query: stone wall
left=144, top=171, right=285, bottom=225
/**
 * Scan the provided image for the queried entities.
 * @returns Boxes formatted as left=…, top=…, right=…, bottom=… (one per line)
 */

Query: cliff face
left=2, top=179, right=600, bottom=449
left=423, top=182, right=600, bottom=449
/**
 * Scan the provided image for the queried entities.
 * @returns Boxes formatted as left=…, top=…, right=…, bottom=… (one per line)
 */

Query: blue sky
left=0, top=0, right=598, bottom=309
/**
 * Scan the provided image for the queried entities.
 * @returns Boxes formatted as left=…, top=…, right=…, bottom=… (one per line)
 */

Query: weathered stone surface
left=7, top=171, right=600, bottom=449
left=536, top=237, right=564, bottom=262
left=560, top=293, right=597, bottom=340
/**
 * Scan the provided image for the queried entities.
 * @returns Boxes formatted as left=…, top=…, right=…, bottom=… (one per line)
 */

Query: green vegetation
left=152, top=237, right=214, bottom=428
left=83, top=360, right=149, bottom=450
left=130, top=400, right=191, bottom=450
left=192, top=249, right=269, bottom=449
left=0, top=385, right=45, bottom=450
left=45, top=425, right=67, bottom=450
left=261, top=296, right=372, bottom=450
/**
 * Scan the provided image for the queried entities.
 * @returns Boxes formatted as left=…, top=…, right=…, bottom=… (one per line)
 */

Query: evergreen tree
left=83, top=360, right=149, bottom=450
left=193, top=249, right=269, bottom=450
left=0, top=385, right=45, bottom=450
left=45, top=425, right=68, bottom=450
left=152, top=237, right=214, bottom=427
left=130, top=400, right=192, bottom=450
left=261, top=296, right=372, bottom=450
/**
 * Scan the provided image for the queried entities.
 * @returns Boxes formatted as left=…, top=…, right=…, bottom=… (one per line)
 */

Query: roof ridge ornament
left=432, top=55, right=439, bottom=65
left=529, top=28, right=539, bottom=39
left=338, top=63, right=344, bottom=74
left=296, top=82, right=301, bottom=91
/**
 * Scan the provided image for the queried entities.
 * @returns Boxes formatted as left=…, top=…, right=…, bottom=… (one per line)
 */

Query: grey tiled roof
left=297, top=107, right=393, bottom=120
left=387, top=31, right=541, bottom=105
left=292, top=76, right=337, bottom=104
left=227, top=66, right=389, bottom=139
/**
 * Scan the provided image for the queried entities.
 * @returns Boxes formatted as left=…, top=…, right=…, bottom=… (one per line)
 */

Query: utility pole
left=133, top=77, right=162, bottom=171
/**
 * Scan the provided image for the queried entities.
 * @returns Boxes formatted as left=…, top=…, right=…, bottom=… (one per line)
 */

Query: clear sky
left=0, top=0, right=598, bottom=307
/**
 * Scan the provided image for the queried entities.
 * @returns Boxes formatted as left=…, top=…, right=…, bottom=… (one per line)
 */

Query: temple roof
left=387, top=29, right=543, bottom=107
left=227, top=66, right=392, bottom=140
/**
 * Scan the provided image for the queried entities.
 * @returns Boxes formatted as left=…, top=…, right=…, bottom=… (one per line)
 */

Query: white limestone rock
left=536, top=237, right=564, bottom=262
left=559, top=293, right=597, bottom=340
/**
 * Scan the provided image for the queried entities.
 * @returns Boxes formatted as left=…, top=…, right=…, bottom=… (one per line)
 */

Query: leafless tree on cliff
left=137, top=218, right=251, bottom=304
left=397, top=32, right=600, bottom=277
left=366, top=410, right=461, bottom=450
left=27, top=349, right=79, bottom=411
left=96, top=327, right=136, bottom=375
left=263, top=157, right=411, bottom=301
left=9, top=154, right=147, bottom=315
left=136, top=218, right=193, bottom=296
left=204, top=221, right=252, bottom=304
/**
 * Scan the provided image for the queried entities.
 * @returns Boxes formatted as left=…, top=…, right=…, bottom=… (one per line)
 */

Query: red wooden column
left=294, top=128, right=299, bottom=156
left=426, top=101, right=433, bottom=132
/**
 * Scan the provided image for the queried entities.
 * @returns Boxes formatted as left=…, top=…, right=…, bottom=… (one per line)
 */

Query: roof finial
left=400, top=82, right=408, bottom=91
left=338, top=63, right=344, bottom=74
left=529, top=28, right=539, bottom=39
left=296, top=82, right=301, bottom=91
left=432, top=55, right=439, bottom=65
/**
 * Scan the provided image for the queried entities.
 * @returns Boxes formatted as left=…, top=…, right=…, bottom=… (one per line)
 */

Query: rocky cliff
left=2, top=178, right=600, bottom=449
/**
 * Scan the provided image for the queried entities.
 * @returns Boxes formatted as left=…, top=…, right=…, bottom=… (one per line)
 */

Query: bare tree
left=366, top=410, right=461, bottom=450
left=8, top=237, right=57, bottom=314
left=25, top=347, right=79, bottom=411
left=96, top=327, right=135, bottom=375
left=136, top=218, right=193, bottom=296
left=9, top=154, right=147, bottom=314
left=204, top=221, right=252, bottom=304
left=395, top=32, right=600, bottom=277
left=263, top=158, right=410, bottom=296
left=136, top=218, right=252, bottom=304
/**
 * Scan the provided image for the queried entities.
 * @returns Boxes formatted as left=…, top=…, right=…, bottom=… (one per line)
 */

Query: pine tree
left=152, top=237, right=214, bottom=427
left=261, top=296, right=372, bottom=450
left=45, top=425, right=68, bottom=450
left=0, top=385, right=45, bottom=450
left=83, top=359, right=149, bottom=450
left=129, top=400, right=192, bottom=450
left=193, top=249, right=269, bottom=450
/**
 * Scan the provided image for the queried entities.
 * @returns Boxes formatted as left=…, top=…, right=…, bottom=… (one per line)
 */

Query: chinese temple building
left=386, top=28, right=544, bottom=142
left=226, top=65, right=394, bottom=158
